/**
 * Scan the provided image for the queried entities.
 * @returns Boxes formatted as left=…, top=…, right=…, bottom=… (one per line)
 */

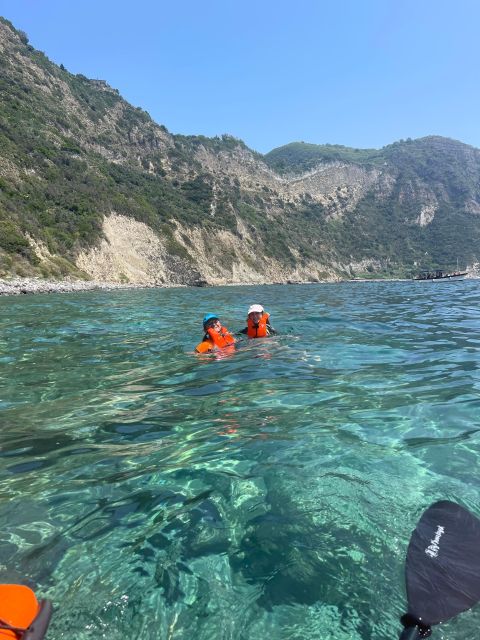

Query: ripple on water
left=1, top=282, right=480, bottom=638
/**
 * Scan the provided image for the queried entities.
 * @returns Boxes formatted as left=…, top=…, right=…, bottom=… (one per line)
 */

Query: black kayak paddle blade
left=405, top=500, right=480, bottom=627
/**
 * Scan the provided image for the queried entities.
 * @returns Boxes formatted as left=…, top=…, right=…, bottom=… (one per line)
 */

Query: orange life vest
left=247, top=312, right=270, bottom=338
left=0, top=584, right=52, bottom=639
left=195, top=327, right=234, bottom=353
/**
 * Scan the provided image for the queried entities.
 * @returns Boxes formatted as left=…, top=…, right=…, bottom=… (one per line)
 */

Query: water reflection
left=1, top=282, right=480, bottom=638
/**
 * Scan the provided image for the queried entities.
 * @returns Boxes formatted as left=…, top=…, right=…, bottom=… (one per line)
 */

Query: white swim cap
left=247, top=304, right=264, bottom=315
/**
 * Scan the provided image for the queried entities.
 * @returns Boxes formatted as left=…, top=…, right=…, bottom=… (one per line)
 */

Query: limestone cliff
left=1, top=17, right=479, bottom=284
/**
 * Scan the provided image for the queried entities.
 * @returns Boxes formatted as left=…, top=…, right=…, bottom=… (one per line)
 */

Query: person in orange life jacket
left=239, top=304, right=277, bottom=338
left=195, top=313, right=236, bottom=353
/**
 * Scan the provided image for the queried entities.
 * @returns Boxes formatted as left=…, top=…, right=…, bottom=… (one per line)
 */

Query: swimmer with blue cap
left=195, top=313, right=235, bottom=353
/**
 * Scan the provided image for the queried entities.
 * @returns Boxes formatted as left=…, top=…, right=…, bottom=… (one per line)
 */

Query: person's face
left=206, top=319, right=222, bottom=332
left=249, top=312, right=262, bottom=324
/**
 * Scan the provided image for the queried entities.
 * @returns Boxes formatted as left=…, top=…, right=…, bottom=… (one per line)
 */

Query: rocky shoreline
left=0, top=278, right=159, bottom=296
left=3, top=274, right=460, bottom=296
left=0, top=277, right=330, bottom=296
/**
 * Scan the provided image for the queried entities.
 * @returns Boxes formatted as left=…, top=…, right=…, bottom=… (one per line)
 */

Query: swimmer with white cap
left=239, top=304, right=277, bottom=338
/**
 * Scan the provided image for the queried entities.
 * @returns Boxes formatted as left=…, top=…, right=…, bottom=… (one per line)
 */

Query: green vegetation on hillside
left=1, top=16, right=480, bottom=281
left=176, top=133, right=262, bottom=159
left=264, top=142, right=383, bottom=174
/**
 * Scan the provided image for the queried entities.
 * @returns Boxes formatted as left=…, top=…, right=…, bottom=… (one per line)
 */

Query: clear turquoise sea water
left=1, top=281, right=480, bottom=640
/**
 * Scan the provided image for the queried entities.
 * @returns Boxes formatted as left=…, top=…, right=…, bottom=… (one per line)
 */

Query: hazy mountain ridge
left=1, top=16, right=479, bottom=285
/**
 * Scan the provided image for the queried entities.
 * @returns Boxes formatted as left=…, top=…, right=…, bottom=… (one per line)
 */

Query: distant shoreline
left=0, top=276, right=414, bottom=296
left=0, top=278, right=165, bottom=296
left=4, top=274, right=474, bottom=296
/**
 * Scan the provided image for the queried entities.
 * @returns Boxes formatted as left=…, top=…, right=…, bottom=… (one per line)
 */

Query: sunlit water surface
left=1, top=282, right=480, bottom=639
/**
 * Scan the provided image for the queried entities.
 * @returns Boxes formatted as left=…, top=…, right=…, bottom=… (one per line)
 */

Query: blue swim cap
left=203, top=313, right=219, bottom=328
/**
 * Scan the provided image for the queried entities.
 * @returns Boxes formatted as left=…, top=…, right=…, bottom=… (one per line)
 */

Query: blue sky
left=1, top=0, right=479, bottom=153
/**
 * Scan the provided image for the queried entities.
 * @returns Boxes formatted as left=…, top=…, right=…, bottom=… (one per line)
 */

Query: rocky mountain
left=1, top=16, right=480, bottom=285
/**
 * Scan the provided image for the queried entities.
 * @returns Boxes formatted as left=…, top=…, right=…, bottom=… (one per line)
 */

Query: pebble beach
left=0, top=278, right=151, bottom=296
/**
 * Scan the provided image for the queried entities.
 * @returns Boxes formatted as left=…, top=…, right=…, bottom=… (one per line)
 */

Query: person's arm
left=220, top=326, right=236, bottom=344
left=266, top=319, right=277, bottom=335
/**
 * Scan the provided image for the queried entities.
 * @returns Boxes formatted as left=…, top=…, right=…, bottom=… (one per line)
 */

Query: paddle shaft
left=399, top=627, right=423, bottom=640
left=399, top=614, right=431, bottom=639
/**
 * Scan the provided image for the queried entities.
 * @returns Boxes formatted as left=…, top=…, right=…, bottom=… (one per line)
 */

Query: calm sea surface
left=1, top=281, right=480, bottom=640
